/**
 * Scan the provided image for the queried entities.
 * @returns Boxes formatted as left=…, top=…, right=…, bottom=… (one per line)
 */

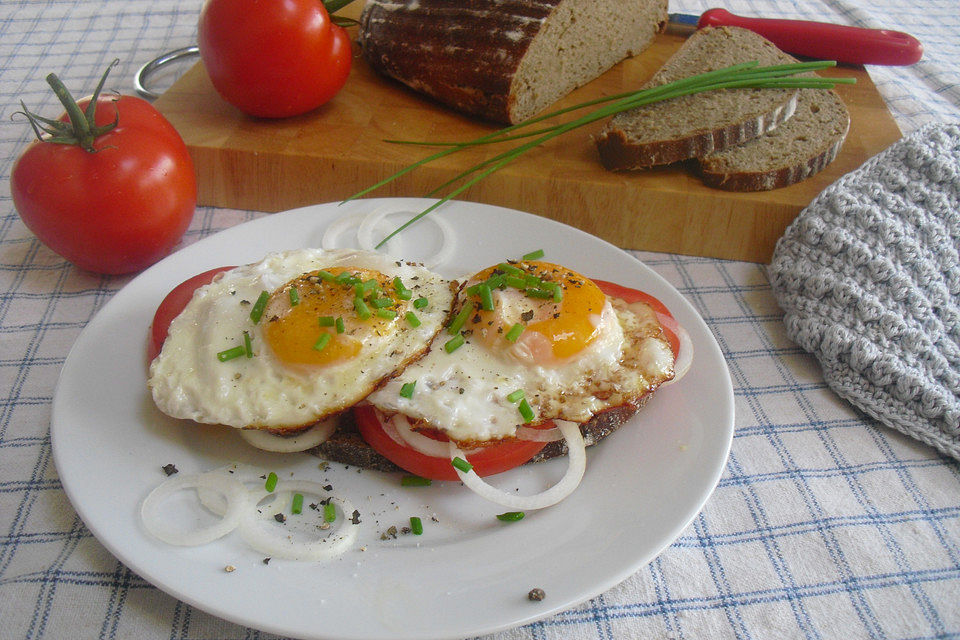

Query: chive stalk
left=291, top=493, right=304, bottom=515
left=217, top=345, right=246, bottom=362
left=249, top=291, right=269, bottom=324
left=451, top=457, right=472, bottom=473
left=323, top=502, right=336, bottom=522
left=401, top=475, right=432, bottom=487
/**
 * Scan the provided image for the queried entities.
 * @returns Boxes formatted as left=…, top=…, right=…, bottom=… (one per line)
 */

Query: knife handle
left=698, top=8, right=923, bottom=66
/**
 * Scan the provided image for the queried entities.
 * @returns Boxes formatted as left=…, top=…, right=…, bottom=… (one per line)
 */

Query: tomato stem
left=19, top=60, right=121, bottom=152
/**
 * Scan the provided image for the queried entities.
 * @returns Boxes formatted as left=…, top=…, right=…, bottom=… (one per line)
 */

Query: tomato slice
left=592, top=279, right=681, bottom=357
left=354, top=405, right=550, bottom=481
left=147, top=266, right=235, bottom=362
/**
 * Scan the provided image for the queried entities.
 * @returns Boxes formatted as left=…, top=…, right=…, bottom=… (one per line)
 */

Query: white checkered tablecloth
left=1, top=1, right=959, bottom=639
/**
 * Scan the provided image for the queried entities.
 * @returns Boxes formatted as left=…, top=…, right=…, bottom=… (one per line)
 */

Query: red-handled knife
left=667, top=8, right=923, bottom=66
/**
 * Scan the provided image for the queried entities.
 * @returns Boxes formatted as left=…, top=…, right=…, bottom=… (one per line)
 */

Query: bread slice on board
left=698, top=87, right=851, bottom=191
left=595, top=26, right=800, bottom=170
left=359, top=0, right=668, bottom=124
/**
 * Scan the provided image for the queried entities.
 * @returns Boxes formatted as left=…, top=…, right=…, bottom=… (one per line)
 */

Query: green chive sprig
left=343, top=61, right=853, bottom=248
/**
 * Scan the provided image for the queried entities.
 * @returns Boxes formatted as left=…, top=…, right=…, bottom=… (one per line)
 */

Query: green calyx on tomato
left=18, top=59, right=121, bottom=152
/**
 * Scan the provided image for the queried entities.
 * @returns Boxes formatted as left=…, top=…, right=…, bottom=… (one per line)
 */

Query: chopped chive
left=451, top=457, right=473, bottom=473
left=372, top=296, right=394, bottom=308
left=334, top=271, right=354, bottom=284
left=522, top=249, right=545, bottom=261
left=498, top=262, right=524, bottom=276
left=506, top=389, right=525, bottom=403
left=413, top=296, right=429, bottom=309
left=401, top=475, right=432, bottom=487
left=377, top=308, right=398, bottom=320
left=335, top=316, right=345, bottom=333
left=504, top=275, right=527, bottom=289
left=518, top=398, right=535, bottom=423
left=505, top=323, right=524, bottom=342
left=405, top=311, right=421, bottom=328
left=363, top=278, right=380, bottom=297
left=291, top=493, right=304, bottom=514
left=217, top=345, right=246, bottom=362
left=444, top=334, right=465, bottom=353
left=465, top=283, right=481, bottom=296
left=524, top=274, right=542, bottom=287
left=447, top=301, right=474, bottom=335
left=393, top=276, right=413, bottom=300
left=485, top=273, right=506, bottom=290
left=264, top=471, right=278, bottom=492
left=400, top=381, right=416, bottom=398
left=354, top=296, right=372, bottom=320
left=553, top=287, right=563, bottom=303
left=249, top=291, right=269, bottom=324
left=317, top=270, right=336, bottom=282
left=323, top=502, right=336, bottom=522
left=243, top=331, right=253, bottom=358
left=313, top=333, right=332, bottom=351
left=318, top=315, right=336, bottom=327
left=289, top=287, right=300, bottom=306
left=525, top=287, right=554, bottom=299
left=353, top=282, right=365, bottom=297
left=496, top=511, right=526, bottom=522
left=410, top=516, right=423, bottom=535
left=477, top=283, right=494, bottom=311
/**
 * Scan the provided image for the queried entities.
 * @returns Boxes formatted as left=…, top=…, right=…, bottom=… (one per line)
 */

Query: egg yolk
left=262, top=267, right=400, bottom=368
left=467, top=261, right=607, bottom=364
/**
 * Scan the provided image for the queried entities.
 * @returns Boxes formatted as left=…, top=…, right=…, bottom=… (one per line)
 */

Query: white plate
left=52, top=199, right=734, bottom=640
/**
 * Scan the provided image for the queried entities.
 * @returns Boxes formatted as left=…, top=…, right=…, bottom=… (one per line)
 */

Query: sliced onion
left=451, top=419, right=587, bottom=510
left=238, top=480, right=359, bottom=561
left=321, top=210, right=368, bottom=251
left=196, top=463, right=272, bottom=516
left=357, top=206, right=456, bottom=268
left=140, top=472, right=248, bottom=546
left=515, top=422, right=566, bottom=442
left=390, top=412, right=457, bottom=458
left=662, top=324, right=693, bottom=386
left=239, top=417, right=337, bottom=453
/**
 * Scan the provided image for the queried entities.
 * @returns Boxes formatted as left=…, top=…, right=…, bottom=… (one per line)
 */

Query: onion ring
left=662, top=324, right=694, bottom=386
left=450, top=420, right=587, bottom=510
left=196, top=463, right=274, bottom=516
left=515, top=422, right=566, bottom=442
left=390, top=413, right=457, bottom=458
left=239, top=417, right=337, bottom=453
left=238, top=480, right=359, bottom=561
left=140, top=472, right=248, bottom=546
left=321, top=210, right=369, bottom=251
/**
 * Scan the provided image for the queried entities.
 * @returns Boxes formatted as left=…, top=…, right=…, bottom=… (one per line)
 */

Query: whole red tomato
left=198, top=0, right=353, bottom=118
left=11, top=63, right=196, bottom=275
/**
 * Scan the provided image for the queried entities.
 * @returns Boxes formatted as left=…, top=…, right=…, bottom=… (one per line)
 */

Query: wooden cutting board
left=153, top=27, right=901, bottom=263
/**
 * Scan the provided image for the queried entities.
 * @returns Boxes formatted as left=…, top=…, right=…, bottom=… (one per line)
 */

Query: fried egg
left=149, top=249, right=454, bottom=430
left=368, top=260, right=676, bottom=443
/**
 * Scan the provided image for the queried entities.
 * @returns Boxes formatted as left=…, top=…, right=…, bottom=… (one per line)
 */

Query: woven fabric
left=769, top=124, right=960, bottom=460
left=1, top=0, right=960, bottom=638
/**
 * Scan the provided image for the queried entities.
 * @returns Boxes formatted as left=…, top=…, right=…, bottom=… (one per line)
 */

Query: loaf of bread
left=698, top=87, right=850, bottom=191
left=358, top=0, right=668, bottom=124
left=595, top=26, right=800, bottom=170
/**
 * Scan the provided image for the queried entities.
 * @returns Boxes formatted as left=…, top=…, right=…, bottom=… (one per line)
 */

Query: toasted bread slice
left=596, top=26, right=800, bottom=170
left=698, top=87, right=850, bottom=191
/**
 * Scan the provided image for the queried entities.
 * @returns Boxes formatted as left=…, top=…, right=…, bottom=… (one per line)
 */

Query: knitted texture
left=769, top=122, right=960, bottom=460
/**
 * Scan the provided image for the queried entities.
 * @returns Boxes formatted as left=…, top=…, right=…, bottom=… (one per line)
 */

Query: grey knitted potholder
left=768, top=122, right=960, bottom=460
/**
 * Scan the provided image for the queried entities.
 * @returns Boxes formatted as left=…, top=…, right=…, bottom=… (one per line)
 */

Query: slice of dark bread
left=310, top=397, right=649, bottom=472
left=359, top=0, right=668, bottom=124
left=596, top=26, right=800, bottom=170
left=697, top=87, right=850, bottom=191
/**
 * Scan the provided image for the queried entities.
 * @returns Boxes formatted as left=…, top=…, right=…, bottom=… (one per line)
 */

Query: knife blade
left=666, top=8, right=923, bottom=66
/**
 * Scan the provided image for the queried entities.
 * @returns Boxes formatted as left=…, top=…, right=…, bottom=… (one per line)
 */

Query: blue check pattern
left=1, top=0, right=958, bottom=638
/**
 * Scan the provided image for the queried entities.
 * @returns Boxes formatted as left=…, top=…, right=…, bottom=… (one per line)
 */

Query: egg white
left=368, top=276, right=676, bottom=443
left=148, top=248, right=454, bottom=430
